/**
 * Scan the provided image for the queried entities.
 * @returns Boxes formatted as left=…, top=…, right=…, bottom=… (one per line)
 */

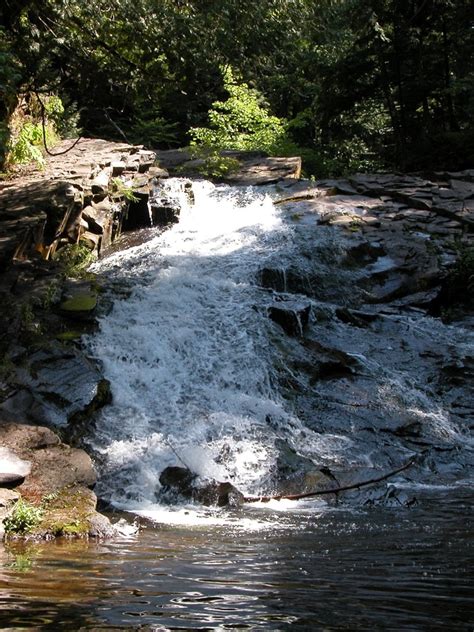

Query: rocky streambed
left=0, top=139, right=473, bottom=539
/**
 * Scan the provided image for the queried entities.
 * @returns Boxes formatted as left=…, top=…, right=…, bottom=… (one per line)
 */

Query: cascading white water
left=85, top=180, right=337, bottom=521
left=85, top=178, right=473, bottom=524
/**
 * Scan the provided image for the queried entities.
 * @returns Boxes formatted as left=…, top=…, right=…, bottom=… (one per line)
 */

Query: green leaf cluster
left=53, top=243, right=96, bottom=278
left=7, top=121, right=46, bottom=167
left=3, top=499, right=43, bottom=535
left=190, top=67, right=294, bottom=156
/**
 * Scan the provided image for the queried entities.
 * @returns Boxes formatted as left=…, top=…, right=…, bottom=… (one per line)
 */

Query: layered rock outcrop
left=0, top=422, right=113, bottom=539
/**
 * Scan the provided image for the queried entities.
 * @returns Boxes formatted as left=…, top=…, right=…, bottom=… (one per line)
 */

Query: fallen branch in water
left=242, top=456, right=418, bottom=503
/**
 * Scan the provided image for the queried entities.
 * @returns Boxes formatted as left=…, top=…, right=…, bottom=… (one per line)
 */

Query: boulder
left=270, top=438, right=337, bottom=496
left=82, top=200, right=112, bottom=234
left=79, top=230, right=101, bottom=252
left=159, top=466, right=244, bottom=507
left=59, top=282, right=98, bottom=322
left=300, top=339, right=362, bottom=382
left=0, top=421, right=113, bottom=539
left=111, top=161, right=126, bottom=176
left=0, top=422, right=96, bottom=499
left=0, top=447, right=31, bottom=488
left=148, top=166, right=169, bottom=179
left=224, top=156, right=302, bottom=185
left=90, top=168, right=111, bottom=195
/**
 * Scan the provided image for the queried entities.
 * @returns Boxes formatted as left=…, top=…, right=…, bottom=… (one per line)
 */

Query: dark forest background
left=1, top=0, right=473, bottom=175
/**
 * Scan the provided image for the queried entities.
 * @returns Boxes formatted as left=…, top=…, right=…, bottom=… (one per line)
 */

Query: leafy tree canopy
left=0, top=0, right=473, bottom=174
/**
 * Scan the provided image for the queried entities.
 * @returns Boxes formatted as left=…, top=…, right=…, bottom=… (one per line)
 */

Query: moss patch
left=55, top=330, right=83, bottom=341
left=38, top=485, right=96, bottom=538
left=60, top=294, right=97, bottom=312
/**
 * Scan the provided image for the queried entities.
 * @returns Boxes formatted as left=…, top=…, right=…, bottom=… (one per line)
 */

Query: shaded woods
left=1, top=0, right=473, bottom=175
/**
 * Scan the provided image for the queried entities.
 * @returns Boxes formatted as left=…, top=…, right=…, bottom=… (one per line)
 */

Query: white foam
left=86, top=181, right=318, bottom=510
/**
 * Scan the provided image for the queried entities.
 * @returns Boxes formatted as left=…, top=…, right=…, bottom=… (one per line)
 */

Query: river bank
left=0, top=138, right=473, bottom=540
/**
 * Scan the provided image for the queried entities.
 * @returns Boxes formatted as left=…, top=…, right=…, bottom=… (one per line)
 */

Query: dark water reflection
left=0, top=489, right=472, bottom=630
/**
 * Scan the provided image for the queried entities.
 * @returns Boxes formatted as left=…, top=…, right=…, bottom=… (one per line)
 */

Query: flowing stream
left=1, top=179, right=472, bottom=629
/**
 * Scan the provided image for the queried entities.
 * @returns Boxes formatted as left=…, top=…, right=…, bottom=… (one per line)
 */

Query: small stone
left=0, top=472, right=26, bottom=487
left=90, top=169, right=111, bottom=195
left=0, top=447, right=31, bottom=487
left=148, top=166, right=169, bottom=179
left=111, top=161, right=126, bottom=176
left=159, top=466, right=244, bottom=507
left=0, top=488, right=20, bottom=507
left=79, top=231, right=101, bottom=252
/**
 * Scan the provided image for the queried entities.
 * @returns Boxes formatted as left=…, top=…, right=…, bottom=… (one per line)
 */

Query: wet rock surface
left=1, top=343, right=111, bottom=428
left=250, top=172, right=474, bottom=494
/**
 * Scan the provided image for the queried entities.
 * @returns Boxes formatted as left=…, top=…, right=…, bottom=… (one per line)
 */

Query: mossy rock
left=56, top=330, right=83, bottom=341
left=59, top=294, right=97, bottom=313
left=37, top=486, right=97, bottom=538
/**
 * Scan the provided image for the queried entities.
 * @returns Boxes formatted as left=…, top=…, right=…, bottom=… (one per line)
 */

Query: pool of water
left=1, top=488, right=472, bottom=630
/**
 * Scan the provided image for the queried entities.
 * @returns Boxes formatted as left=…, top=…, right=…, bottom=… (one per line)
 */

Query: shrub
left=131, top=114, right=178, bottom=147
left=53, top=243, right=96, bottom=278
left=5, top=93, right=69, bottom=169
left=3, top=498, right=43, bottom=535
left=189, top=67, right=297, bottom=156
left=7, top=121, right=46, bottom=167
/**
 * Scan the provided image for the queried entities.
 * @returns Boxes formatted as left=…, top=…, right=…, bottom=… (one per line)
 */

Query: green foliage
left=53, top=244, right=96, bottom=278
left=434, top=244, right=474, bottom=322
left=7, top=121, right=46, bottom=167
left=0, top=28, right=21, bottom=167
left=199, top=155, right=240, bottom=178
left=41, top=281, right=60, bottom=309
left=131, top=114, right=178, bottom=147
left=3, top=499, right=43, bottom=535
left=110, top=177, right=139, bottom=202
left=451, top=245, right=474, bottom=296
left=20, top=302, right=34, bottom=326
left=43, top=95, right=64, bottom=121
left=1, top=0, right=473, bottom=172
left=5, top=94, right=68, bottom=169
left=190, top=67, right=295, bottom=156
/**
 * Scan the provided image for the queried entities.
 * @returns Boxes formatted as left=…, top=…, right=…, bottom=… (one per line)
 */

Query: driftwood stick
left=243, top=456, right=417, bottom=503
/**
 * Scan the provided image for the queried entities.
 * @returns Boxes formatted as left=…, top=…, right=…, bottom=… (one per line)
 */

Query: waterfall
left=84, top=178, right=473, bottom=522
left=86, top=181, right=319, bottom=514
